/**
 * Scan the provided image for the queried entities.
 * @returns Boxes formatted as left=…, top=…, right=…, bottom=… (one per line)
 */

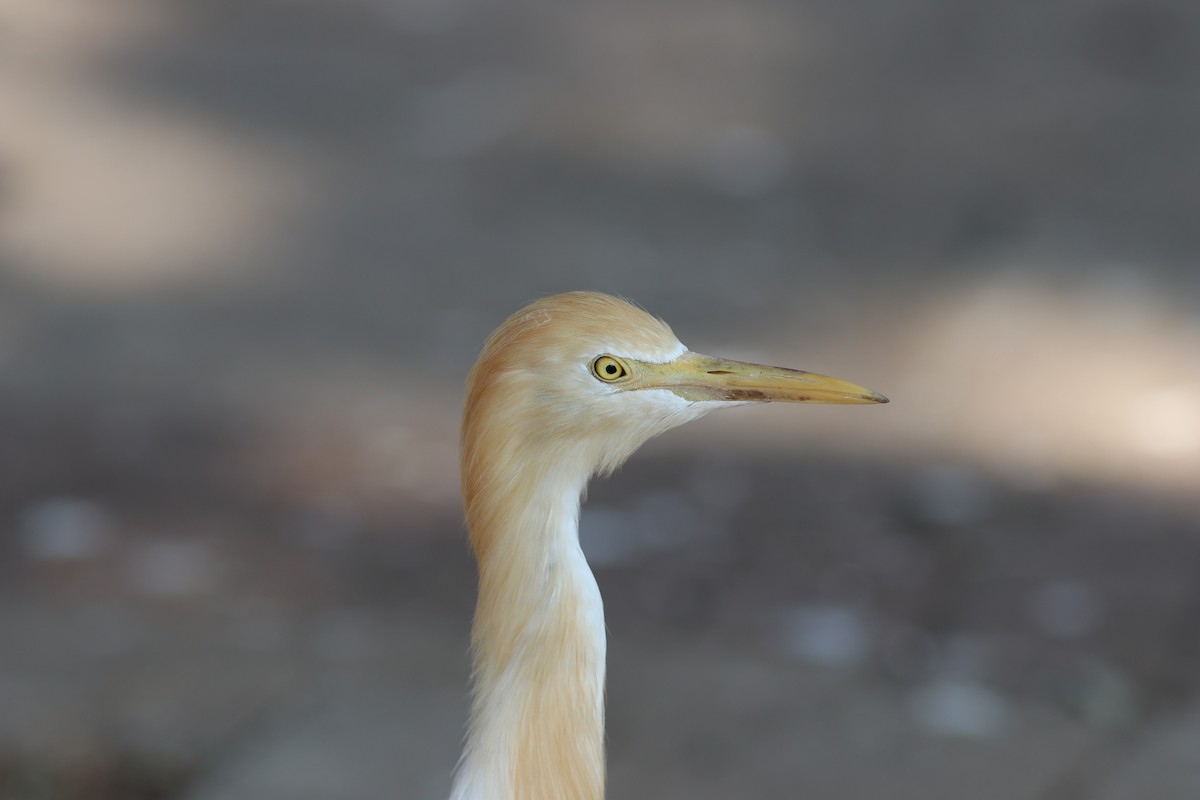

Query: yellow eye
left=591, top=355, right=629, bottom=382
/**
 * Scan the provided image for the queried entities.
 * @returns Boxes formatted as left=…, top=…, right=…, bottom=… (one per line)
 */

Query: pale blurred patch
left=887, top=272, right=1200, bottom=490
left=0, top=0, right=324, bottom=292
left=0, top=0, right=174, bottom=55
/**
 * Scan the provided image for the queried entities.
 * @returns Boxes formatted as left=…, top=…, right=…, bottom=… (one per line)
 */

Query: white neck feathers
left=452, top=471, right=607, bottom=800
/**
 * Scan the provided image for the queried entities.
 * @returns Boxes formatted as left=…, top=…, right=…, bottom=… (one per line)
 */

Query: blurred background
left=2, top=0, right=1199, bottom=798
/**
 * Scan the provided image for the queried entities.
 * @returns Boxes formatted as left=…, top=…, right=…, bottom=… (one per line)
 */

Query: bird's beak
left=639, top=352, right=889, bottom=405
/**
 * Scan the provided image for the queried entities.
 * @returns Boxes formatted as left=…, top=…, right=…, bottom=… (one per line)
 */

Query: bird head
left=463, top=292, right=886, bottom=484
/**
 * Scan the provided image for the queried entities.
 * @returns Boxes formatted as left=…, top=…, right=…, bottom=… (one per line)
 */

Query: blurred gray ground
left=2, top=0, right=1200, bottom=798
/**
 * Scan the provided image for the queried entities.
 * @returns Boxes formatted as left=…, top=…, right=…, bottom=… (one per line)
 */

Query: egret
left=451, top=292, right=886, bottom=800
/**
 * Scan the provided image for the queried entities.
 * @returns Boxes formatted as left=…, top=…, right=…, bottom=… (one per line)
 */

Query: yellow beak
left=638, top=352, right=888, bottom=405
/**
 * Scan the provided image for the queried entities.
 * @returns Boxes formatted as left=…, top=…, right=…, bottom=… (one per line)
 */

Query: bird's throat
left=453, top=477, right=606, bottom=800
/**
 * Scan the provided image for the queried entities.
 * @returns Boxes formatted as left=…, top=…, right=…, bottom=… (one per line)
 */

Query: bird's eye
left=591, top=355, right=629, bottom=383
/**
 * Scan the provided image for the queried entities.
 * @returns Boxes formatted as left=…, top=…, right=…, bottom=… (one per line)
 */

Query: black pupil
left=605, top=363, right=618, bottom=375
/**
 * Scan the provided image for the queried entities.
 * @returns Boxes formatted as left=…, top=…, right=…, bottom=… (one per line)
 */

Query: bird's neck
left=453, top=463, right=606, bottom=800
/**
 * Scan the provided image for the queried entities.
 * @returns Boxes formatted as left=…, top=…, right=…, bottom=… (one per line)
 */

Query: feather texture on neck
left=451, top=463, right=606, bottom=800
